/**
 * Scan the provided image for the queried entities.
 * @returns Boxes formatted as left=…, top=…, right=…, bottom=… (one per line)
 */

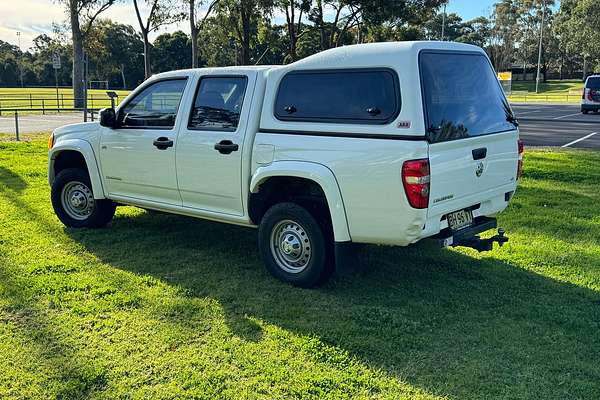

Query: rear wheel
left=582, top=109, right=589, bottom=114
left=51, top=168, right=116, bottom=228
left=258, top=202, right=333, bottom=287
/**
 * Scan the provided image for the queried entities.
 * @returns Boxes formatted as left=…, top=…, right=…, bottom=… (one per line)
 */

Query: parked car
left=582, top=74, right=600, bottom=114
left=48, top=41, right=522, bottom=287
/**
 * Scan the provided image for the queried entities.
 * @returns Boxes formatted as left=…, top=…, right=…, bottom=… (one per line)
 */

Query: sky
left=0, top=0, right=501, bottom=51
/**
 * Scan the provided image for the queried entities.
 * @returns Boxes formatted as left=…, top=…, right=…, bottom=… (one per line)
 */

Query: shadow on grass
left=0, top=165, right=27, bottom=192
left=66, top=210, right=600, bottom=399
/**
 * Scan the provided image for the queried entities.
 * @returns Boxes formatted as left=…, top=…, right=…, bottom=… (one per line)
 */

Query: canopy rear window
left=420, top=51, right=514, bottom=143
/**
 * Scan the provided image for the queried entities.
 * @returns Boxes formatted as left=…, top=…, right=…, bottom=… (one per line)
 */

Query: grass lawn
left=508, top=80, right=584, bottom=103
left=0, top=88, right=129, bottom=111
left=1, top=138, right=599, bottom=399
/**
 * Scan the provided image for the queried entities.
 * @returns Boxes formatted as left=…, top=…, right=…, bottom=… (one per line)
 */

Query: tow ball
left=456, top=228, right=509, bottom=252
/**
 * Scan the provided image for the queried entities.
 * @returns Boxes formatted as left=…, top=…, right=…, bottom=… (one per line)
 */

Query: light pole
left=535, top=0, right=546, bottom=94
left=16, top=31, right=24, bottom=88
left=441, top=2, right=447, bottom=41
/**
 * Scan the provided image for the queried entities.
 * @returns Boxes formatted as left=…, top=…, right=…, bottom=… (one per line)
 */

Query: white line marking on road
left=517, top=110, right=542, bottom=115
left=561, top=132, right=599, bottom=148
left=553, top=112, right=582, bottom=120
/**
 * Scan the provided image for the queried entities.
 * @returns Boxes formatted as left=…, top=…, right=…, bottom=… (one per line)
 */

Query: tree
left=214, top=0, right=275, bottom=65
left=188, top=0, right=219, bottom=68
left=85, top=20, right=145, bottom=89
left=133, top=0, right=185, bottom=79
left=554, top=0, right=600, bottom=74
left=153, top=31, right=192, bottom=72
left=278, top=0, right=311, bottom=62
left=59, top=0, right=117, bottom=108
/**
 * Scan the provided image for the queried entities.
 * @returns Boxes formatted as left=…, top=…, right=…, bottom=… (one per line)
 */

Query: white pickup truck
left=48, top=41, right=522, bottom=287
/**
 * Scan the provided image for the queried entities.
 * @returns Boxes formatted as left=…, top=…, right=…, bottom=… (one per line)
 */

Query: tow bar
left=438, top=217, right=509, bottom=252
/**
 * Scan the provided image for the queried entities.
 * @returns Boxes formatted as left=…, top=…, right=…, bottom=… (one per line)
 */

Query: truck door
left=99, top=78, right=189, bottom=206
left=175, top=73, right=255, bottom=216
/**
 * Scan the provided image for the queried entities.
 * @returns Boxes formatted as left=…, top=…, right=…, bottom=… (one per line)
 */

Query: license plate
left=447, top=209, right=473, bottom=231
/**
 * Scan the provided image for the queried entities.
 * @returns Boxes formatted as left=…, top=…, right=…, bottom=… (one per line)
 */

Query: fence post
left=14, top=112, right=19, bottom=141
left=90, top=110, right=95, bottom=122
left=29, top=93, right=33, bottom=108
left=61, top=93, right=65, bottom=108
left=0, top=101, right=2, bottom=116
left=42, top=99, right=46, bottom=115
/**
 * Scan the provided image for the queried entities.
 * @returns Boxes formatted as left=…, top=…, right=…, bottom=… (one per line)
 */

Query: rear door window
left=188, top=76, right=247, bottom=131
left=420, top=51, right=514, bottom=143
left=274, top=69, right=400, bottom=124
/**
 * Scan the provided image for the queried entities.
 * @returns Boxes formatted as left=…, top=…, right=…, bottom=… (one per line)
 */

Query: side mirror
left=99, top=108, right=116, bottom=128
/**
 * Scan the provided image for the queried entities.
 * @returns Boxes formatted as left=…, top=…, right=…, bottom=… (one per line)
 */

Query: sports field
left=508, top=80, right=584, bottom=103
left=0, top=88, right=129, bottom=110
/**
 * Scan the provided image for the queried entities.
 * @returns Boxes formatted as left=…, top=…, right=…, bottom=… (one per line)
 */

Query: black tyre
left=51, top=168, right=116, bottom=228
left=582, top=109, right=589, bottom=114
left=258, top=202, right=333, bottom=287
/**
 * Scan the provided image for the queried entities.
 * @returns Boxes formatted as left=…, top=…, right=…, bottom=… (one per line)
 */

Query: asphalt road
left=0, top=112, right=85, bottom=135
left=513, top=103, right=600, bottom=149
left=0, top=104, right=598, bottom=149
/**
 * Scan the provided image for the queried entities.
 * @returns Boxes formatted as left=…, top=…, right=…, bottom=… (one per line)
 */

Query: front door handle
left=214, top=140, right=239, bottom=155
left=153, top=137, right=173, bottom=150
left=472, top=147, right=487, bottom=160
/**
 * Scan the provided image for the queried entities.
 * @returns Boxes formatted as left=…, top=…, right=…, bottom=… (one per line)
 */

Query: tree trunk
left=120, top=64, right=127, bottom=89
left=240, top=3, right=251, bottom=65
left=142, top=32, right=151, bottom=79
left=190, top=0, right=199, bottom=68
left=285, top=4, right=297, bottom=62
left=70, top=7, right=85, bottom=109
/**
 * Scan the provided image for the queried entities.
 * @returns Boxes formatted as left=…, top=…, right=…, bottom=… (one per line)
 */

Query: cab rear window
left=420, top=51, right=514, bottom=143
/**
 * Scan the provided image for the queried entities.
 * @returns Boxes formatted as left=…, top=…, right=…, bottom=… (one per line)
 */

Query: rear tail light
left=583, top=88, right=587, bottom=100
left=517, top=139, right=524, bottom=179
left=402, top=159, right=430, bottom=209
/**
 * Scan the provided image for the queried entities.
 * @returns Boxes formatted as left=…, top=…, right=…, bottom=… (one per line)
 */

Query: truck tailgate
left=427, top=130, right=519, bottom=220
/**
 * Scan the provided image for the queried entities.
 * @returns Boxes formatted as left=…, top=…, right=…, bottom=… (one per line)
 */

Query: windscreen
left=420, top=52, right=515, bottom=143
left=586, top=77, right=600, bottom=89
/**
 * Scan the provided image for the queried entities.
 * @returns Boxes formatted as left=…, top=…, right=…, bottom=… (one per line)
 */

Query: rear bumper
left=581, top=104, right=600, bottom=112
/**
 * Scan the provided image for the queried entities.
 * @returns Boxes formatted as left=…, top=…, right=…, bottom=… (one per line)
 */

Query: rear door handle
left=153, top=137, right=173, bottom=150
left=472, top=147, right=487, bottom=160
left=214, top=140, right=239, bottom=154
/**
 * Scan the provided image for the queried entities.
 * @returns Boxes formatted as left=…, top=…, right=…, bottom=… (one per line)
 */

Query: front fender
left=250, top=161, right=351, bottom=242
left=48, top=139, right=105, bottom=199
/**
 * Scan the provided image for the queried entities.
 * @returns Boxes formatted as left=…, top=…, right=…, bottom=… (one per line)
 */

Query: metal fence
left=507, top=93, right=582, bottom=103
left=1, top=108, right=100, bottom=141
left=0, top=92, right=121, bottom=115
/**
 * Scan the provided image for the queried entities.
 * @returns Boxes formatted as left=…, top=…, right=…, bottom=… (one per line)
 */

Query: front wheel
left=258, top=202, right=333, bottom=287
left=51, top=168, right=116, bottom=228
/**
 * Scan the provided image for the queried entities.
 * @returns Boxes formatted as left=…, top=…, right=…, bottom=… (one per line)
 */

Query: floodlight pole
left=535, top=0, right=546, bottom=94
left=16, top=31, right=24, bottom=88
left=441, top=2, right=447, bottom=41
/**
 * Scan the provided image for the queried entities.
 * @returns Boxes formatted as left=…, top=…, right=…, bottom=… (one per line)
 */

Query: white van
left=48, top=41, right=522, bottom=287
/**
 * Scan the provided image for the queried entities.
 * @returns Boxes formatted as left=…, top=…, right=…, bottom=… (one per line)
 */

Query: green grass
left=508, top=80, right=584, bottom=103
left=1, top=139, right=600, bottom=399
left=0, top=88, right=129, bottom=111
